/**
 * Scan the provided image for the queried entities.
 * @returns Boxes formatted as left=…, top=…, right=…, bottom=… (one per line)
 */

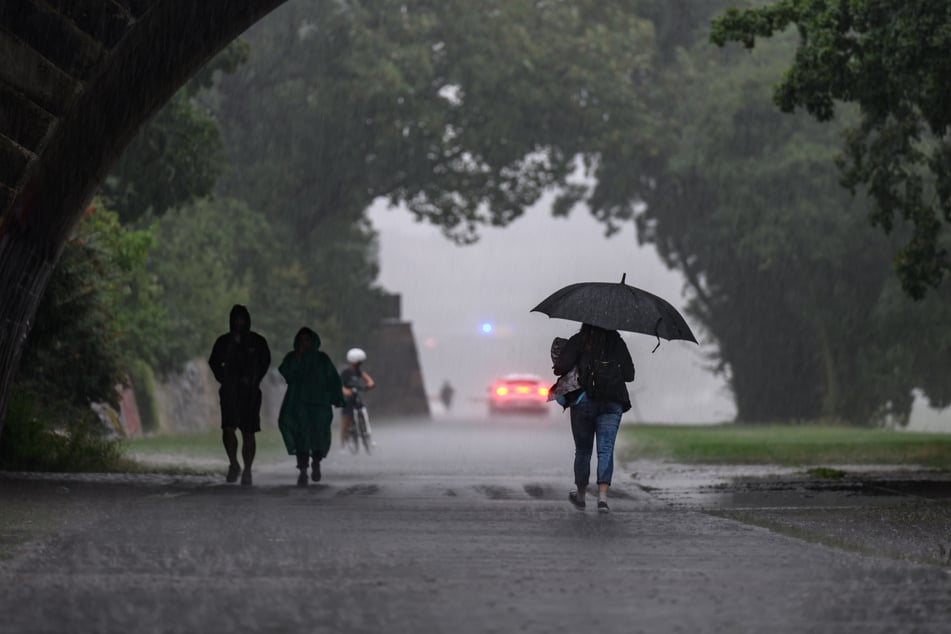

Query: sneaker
left=597, top=500, right=610, bottom=514
left=226, top=463, right=241, bottom=483
left=297, top=470, right=308, bottom=487
left=568, top=490, right=586, bottom=510
left=241, top=471, right=252, bottom=487
left=311, top=462, right=321, bottom=482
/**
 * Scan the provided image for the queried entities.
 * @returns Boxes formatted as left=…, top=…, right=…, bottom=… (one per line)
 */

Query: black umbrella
left=531, top=274, right=698, bottom=350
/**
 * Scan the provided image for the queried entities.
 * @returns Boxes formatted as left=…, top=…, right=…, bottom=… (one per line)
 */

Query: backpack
left=579, top=341, right=623, bottom=400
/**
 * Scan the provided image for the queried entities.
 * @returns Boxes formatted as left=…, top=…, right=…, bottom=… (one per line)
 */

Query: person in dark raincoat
left=278, top=327, right=344, bottom=486
left=208, top=304, right=271, bottom=486
left=553, top=323, right=635, bottom=514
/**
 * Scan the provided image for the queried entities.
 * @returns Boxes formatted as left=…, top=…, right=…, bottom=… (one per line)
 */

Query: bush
left=0, top=389, right=128, bottom=472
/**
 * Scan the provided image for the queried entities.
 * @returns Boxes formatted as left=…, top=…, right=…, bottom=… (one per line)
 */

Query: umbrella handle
left=652, top=317, right=662, bottom=353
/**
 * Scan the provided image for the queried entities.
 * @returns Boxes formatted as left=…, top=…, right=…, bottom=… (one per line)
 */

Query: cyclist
left=339, top=347, right=375, bottom=451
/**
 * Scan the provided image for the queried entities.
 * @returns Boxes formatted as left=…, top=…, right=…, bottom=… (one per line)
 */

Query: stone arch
left=0, top=1, right=287, bottom=428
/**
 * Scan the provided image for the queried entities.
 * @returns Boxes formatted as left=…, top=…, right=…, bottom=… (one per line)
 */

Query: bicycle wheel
left=357, top=410, right=372, bottom=454
left=346, top=419, right=360, bottom=454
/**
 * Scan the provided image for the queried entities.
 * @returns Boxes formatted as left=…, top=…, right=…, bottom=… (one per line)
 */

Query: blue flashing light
left=481, top=322, right=494, bottom=334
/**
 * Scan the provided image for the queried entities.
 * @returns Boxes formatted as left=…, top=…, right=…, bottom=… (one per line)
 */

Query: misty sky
left=368, top=194, right=736, bottom=423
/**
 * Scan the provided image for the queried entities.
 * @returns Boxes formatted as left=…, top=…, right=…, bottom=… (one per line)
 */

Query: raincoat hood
left=230, top=304, right=251, bottom=335
left=294, top=327, right=321, bottom=351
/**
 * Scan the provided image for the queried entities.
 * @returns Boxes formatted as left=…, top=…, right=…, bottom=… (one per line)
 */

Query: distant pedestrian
left=439, top=380, right=455, bottom=412
left=278, top=327, right=344, bottom=485
left=208, top=304, right=271, bottom=486
left=552, top=323, right=635, bottom=513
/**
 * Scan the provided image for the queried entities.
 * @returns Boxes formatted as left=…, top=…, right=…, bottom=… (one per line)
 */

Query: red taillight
left=538, top=387, right=549, bottom=396
left=495, top=386, right=509, bottom=396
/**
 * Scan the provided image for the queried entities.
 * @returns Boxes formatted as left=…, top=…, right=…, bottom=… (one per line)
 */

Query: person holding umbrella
left=552, top=323, right=635, bottom=513
left=532, top=274, right=698, bottom=513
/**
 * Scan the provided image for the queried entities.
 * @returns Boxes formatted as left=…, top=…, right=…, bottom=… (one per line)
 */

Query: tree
left=6, top=204, right=160, bottom=471
left=710, top=1, right=951, bottom=298
left=147, top=197, right=270, bottom=372
left=208, top=0, right=951, bottom=424
left=625, top=7, right=951, bottom=424
left=145, top=197, right=386, bottom=371
left=214, top=0, right=657, bottom=243
left=89, top=31, right=386, bottom=371
left=205, top=0, right=660, bottom=375
left=100, top=90, right=226, bottom=224
left=99, top=41, right=250, bottom=223
left=17, top=203, right=163, bottom=407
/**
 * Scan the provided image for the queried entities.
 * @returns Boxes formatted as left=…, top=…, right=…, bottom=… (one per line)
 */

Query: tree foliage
left=145, top=197, right=385, bottom=371
left=145, top=198, right=254, bottom=372
left=28, top=0, right=951, bottom=430
left=99, top=41, right=250, bottom=223
left=711, top=0, right=951, bottom=298
left=214, top=0, right=657, bottom=243
left=100, top=90, right=225, bottom=223
left=618, top=3, right=951, bottom=424
left=205, top=0, right=951, bottom=425
left=17, top=204, right=163, bottom=406
left=91, top=32, right=388, bottom=371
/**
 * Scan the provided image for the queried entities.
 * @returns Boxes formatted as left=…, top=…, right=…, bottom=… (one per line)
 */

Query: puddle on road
left=627, top=460, right=951, bottom=510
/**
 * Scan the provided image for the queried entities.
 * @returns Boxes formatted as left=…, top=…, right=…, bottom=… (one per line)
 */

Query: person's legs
left=222, top=428, right=240, bottom=482
left=569, top=400, right=596, bottom=495
left=594, top=402, right=623, bottom=511
left=240, top=431, right=256, bottom=485
left=311, top=451, right=321, bottom=482
left=295, top=451, right=309, bottom=486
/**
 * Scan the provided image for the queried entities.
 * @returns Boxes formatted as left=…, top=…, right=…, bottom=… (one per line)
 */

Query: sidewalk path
left=0, top=419, right=948, bottom=633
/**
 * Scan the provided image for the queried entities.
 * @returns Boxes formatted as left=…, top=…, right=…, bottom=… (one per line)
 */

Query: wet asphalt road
left=1, top=416, right=950, bottom=633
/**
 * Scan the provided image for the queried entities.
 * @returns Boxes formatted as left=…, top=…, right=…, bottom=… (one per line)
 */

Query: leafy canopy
left=711, top=0, right=951, bottom=298
left=100, top=41, right=249, bottom=223
left=17, top=204, right=164, bottom=406
left=215, top=0, right=657, bottom=243
left=627, top=2, right=951, bottom=424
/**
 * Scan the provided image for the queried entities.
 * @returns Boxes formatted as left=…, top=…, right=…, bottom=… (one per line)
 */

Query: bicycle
left=345, top=386, right=373, bottom=454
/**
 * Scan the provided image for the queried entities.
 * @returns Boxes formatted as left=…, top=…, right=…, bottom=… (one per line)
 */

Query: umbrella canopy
left=531, top=274, right=698, bottom=346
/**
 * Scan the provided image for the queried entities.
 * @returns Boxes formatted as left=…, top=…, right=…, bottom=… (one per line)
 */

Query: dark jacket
left=553, top=327, right=635, bottom=412
left=208, top=305, right=271, bottom=429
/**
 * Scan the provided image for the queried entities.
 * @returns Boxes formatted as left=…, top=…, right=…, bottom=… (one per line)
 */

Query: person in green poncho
left=278, top=327, right=344, bottom=486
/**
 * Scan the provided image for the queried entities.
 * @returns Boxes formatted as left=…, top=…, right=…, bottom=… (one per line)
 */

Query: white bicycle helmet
left=346, top=348, right=367, bottom=364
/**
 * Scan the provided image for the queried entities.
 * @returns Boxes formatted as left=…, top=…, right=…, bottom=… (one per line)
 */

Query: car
left=488, top=373, right=551, bottom=415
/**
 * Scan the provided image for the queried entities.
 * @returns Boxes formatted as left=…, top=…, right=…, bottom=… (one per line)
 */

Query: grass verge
left=621, top=424, right=951, bottom=468
left=124, top=428, right=287, bottom=465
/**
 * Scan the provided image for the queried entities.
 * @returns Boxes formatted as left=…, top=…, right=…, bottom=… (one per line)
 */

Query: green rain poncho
left=277, top=328, right=344, bottom=458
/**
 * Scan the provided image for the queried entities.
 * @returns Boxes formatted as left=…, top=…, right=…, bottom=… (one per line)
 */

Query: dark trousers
left=296, top=451, right=320, bottom=470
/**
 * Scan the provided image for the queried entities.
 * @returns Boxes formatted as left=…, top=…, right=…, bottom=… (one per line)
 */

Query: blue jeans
left=570, top=398, right=623, bottom=486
